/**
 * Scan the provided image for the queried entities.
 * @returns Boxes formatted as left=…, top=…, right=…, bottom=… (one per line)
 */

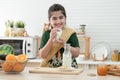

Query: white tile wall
left=0, top=0, right=120, bottom=56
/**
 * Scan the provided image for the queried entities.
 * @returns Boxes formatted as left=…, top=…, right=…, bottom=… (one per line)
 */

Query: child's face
left=49, top=11, right=66, bottom=29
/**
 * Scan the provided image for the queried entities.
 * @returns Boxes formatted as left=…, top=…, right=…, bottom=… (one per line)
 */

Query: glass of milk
left=56, top=28, right=62, bottom=40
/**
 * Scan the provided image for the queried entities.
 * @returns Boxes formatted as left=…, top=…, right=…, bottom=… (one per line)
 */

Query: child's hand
left=50, top=28, right=57, bottom=40
left=55, top=38, right=64, bottom=46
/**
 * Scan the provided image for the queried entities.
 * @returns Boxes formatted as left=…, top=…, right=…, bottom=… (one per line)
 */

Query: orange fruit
left=17, top=54, right=28, bottom=62
left=5, top=54, right=17, bottom=67
left=6, top=54, right=16, bottom=61
left=13, top=62, right=24, bottom=72
left=2, top=61, right=13, bottom=72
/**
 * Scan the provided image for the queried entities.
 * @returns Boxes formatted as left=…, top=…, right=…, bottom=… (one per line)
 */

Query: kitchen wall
left=0, top=0, right=120, bottom=55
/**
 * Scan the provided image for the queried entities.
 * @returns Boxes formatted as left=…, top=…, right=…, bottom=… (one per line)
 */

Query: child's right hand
left=50, top=28, right=57, bottom=40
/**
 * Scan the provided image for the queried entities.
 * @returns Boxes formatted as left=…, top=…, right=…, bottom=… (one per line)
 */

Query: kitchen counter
left=27, top=58, right=120, bottom=69
left=28, top=58, right=120, bottom=65
left=0, top=67, right=119, bottom=80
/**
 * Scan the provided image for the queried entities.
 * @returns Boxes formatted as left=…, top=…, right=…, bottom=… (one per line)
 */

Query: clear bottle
left=62, top=43, right=72, bottom=69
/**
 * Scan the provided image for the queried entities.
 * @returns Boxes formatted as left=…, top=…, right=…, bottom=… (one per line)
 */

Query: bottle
left=62, top=43, right=72, bottom=69
left=112, top=49, right=119, bottom=61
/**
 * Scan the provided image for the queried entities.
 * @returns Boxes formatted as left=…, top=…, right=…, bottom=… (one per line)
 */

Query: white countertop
left=28, top=58, right=120, bottom=65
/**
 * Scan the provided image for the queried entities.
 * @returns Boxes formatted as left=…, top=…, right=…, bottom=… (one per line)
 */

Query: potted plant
left=14, top=20, right=26, bottom=36
left=5, top=20, right=14, bottom=36
left=5, top=20, right=14, bottom=28
left=15, top=21, right=25, bottom=28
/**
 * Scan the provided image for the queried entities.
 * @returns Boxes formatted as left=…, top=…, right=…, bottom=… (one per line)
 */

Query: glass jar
left=79, top=24, right=86, bottom=35
left=97, top=64, right=108, bottom=76
left=112, top=50, right=119, bottom=61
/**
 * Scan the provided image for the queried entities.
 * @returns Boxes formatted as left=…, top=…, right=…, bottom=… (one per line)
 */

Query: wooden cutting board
left=29, top=67, right=83, bottom=75
left=108, top=71, right=120, bottom=76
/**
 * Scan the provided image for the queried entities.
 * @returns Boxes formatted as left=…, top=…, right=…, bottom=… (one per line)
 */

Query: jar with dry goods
left=112, top=50, right=119, bottom=61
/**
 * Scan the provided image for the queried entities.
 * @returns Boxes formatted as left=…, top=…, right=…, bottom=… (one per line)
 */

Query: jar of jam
left=97, top=64, right=108, bottom=76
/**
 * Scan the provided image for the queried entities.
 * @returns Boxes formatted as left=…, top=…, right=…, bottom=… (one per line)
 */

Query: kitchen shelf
left=28, top=58, right=120, bottom=69
left=28, top=58, right=120, bottom=65
left=77, top=58, right=120, bottom=65
left=77, top=58, right=120, bottom=69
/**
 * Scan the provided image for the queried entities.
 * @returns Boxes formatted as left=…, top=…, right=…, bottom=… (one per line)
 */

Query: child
left=39, top=3, right=80, bottom=68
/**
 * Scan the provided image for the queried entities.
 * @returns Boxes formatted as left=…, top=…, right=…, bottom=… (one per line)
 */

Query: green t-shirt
left=40, top=30, right=80, bottom=68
